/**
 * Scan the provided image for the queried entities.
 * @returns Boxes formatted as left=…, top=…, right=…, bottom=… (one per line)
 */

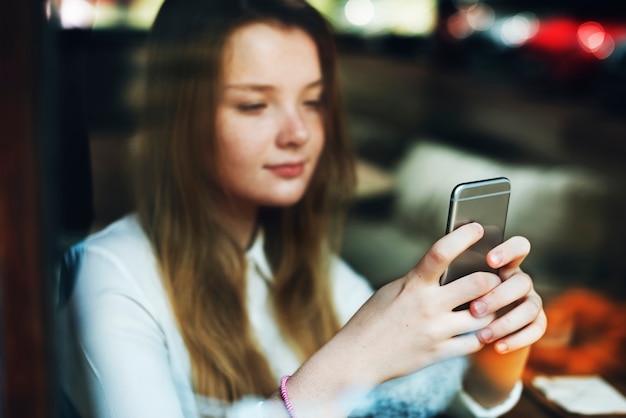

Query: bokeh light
left=578, top=21, right=615, bottom=59
left=499, top=12, right=540, bottom=47
left=465, top=3, right=495, bottom=32
left=344, top=0, right=375, bottom=27
left=56, top=0, right=96, bottom=29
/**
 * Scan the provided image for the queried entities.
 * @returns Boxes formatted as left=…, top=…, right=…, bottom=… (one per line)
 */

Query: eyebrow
left=224, top=79, right=324, bottom=92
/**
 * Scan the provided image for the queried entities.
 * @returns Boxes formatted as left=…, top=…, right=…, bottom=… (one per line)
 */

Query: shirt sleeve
left=57, top=244, right=189, bottom=418
left=446, top=380, right=523, bottom=418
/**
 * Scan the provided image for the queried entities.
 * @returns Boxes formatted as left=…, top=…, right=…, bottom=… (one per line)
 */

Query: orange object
left=528, top=288, right=626, bottom=378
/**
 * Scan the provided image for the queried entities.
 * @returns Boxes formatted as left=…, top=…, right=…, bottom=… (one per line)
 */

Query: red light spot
left=526, top=18, right=579, bottom=52
left=578, top=21, right=606, bottom=52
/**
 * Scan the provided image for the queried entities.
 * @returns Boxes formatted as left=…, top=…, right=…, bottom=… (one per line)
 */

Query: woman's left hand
left=469, top=236, right=547, bottom=354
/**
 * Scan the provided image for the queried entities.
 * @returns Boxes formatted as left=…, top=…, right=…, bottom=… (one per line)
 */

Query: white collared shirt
left=57, top=214, right=519, bottom=418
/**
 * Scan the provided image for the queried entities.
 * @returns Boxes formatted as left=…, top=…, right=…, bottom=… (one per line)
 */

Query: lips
left=265, top=162, right=305, bottom=178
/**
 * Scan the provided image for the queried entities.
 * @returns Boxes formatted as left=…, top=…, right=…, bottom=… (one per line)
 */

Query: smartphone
left=439, top=177, right=511, bottom=286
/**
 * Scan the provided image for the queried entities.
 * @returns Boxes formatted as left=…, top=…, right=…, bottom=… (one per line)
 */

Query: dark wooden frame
left=0, top=1, right=55, bottom=417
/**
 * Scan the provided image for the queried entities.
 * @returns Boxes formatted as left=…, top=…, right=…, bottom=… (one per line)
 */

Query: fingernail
left=490, top=251, right=502, bottom=266
left=495, top=341, right=508, bottom=353
left=478, top=328, right=493, bottom=342
left=473, top=300, right=487, bottom=316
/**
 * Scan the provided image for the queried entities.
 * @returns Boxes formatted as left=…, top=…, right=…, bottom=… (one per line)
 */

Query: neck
left=216, top=199, right=258, bottom=250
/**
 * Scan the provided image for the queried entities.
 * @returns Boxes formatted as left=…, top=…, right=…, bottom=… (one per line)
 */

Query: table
left=434, top=377, right=626, bottom=418
left=504, top=377, right=626, bottom=418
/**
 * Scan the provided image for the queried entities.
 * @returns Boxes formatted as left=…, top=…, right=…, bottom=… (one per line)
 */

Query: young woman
left=57, top=0, right=546, bottom=417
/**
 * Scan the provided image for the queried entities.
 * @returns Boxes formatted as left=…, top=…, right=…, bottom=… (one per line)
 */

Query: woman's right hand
left=335, top=222, right=502, bottom=383
left=284, top=223, right=502, bottom=417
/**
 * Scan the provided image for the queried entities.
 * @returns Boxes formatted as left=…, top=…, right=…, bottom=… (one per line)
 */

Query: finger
left=486, top=236, right=531, bottom=279
left=491, top=310, right=547, bottom=353
left=470, top=272, right=533, bottom=318
left=438, top=332, right=485, bottom=359
left=436, top=309, right=496, bottom=340
left=408, top=223, right=484, bottom=285
left=476, top=291, right=543, bottom=345
left=445, top=271, right=501, bottom=312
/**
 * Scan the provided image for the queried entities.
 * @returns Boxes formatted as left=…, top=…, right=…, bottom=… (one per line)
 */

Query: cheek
left=309, top=119, right=326, bottom=163
left=313, top=136, right=325, bottom=167
left=216, top=115, right=261, bottom=168
left=219, top=139, right=252, bottom=166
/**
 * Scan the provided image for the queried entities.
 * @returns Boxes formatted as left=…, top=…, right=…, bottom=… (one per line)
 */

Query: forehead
left=221, top=22, right=322, bottom=85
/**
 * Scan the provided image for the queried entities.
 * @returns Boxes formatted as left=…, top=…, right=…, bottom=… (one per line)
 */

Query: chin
left=261, top=190, right=308, bottom=208
left=266, top=195, right=305, bottom=208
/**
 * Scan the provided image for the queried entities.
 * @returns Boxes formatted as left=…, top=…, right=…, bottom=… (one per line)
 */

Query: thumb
left=407, top=222, right=485, bottom=286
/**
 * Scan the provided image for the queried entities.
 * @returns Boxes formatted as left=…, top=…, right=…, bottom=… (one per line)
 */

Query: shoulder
left=84, top=214, right=150, bottom=257
left=58, top=214, right=159, bottom=309
left=62, top=215, right=153, bottom=282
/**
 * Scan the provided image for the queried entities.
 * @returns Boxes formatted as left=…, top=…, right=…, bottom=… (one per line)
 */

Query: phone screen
left=440, top=177, right=511, bottom=286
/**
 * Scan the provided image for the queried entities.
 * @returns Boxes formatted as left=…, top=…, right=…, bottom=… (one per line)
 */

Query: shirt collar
left=246, top=229, right=273, bottom=282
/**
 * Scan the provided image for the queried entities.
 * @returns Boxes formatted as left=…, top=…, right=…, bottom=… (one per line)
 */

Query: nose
left=276, top=109, right=309, bottom=148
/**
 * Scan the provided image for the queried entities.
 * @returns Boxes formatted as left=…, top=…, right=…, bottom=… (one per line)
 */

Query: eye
left=304, top=98, right=323, bottom=110
left=237, top=103, right=267, bottom=113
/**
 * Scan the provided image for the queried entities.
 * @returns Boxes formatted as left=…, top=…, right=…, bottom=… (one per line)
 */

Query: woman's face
left=215, top=22, right=325, bottom=212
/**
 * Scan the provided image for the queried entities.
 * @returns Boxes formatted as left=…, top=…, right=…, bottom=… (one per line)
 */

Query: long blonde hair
left=133, top=0, right=355, bottom=402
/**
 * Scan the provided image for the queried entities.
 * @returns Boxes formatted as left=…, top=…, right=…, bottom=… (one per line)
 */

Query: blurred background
left=47, top=0, right=626, bottom=294
left=1, top=0, right=625, bottom=416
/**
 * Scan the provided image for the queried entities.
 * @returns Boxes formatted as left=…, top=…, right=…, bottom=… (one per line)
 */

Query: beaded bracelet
left=279, top=375, right=297, bottom=417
